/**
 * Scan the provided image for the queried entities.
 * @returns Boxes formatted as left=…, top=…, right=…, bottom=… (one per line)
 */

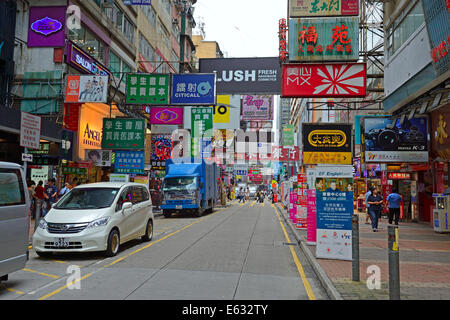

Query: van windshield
left=163, top=177, right=197, bottom=191
left=55, top=188, right=120, bottom=210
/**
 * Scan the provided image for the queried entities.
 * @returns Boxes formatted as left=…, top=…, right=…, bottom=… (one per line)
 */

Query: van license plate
left=54, top=238, right=69, bottom=248
left=176, top=205, right=182, bottom=209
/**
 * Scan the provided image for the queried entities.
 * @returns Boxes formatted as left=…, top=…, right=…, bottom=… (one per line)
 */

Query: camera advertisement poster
left=364, top=117, right=428, bottom=162
left=315, top=166, right=353, bottom=261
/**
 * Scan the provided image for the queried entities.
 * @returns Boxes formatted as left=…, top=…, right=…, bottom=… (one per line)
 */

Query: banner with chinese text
left=114, top=151, right=145, bottom=174
left=126, top=74, right=170, bottom=105
left=289, top=0, right=359, bottom=17
left=101, top=118, right=146, bottom=150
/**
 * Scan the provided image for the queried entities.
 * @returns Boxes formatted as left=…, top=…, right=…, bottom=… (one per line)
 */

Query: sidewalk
left=277, top=203, right=450, bottom=300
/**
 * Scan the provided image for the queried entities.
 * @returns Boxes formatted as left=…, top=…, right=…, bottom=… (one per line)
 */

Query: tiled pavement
left=279, top=205, right=450, bottom=300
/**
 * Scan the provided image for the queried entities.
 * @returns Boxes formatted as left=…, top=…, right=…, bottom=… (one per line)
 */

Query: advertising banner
left=171, top=74, right=216, bottom=105
left=126, top=74, right=170, bottom=105
left=28, top=6, right=66, bottom=47
left=296, top=173, right=308, bottom=229
left=307, top=189, right=317, bottom=245
left=60, top=129, right=74, bottom=161
left=65, top=75, right=108, bottom=103
left=149, top=107, right=183, bottom=125
left=151, top=134, right=172, bottom=171
left=283, top=124, right=295, bottom=146
left=431, top=108, right=450, bottom=160
left=289, top=17, right=359, bottom=62
left=315, top=166, right=353, bottom=261
left=114, top=151, right=145, bottom=174
left=241, top=95, right=274, bottom=120
left=20, top=112, right=41, bottom=150
left=289, top=0, right=359, bottom=17
left=102, top=118, right=146, bottom=150
left=66, top=42, right=111, bottom=77
left=282, top=63, right=366, bottom=98
left=364, top=117, right=428, bottom=162
left=302, top=123, right=352, bottom=164
left=191, top=107, right=213, bottom=157
left=199, top=57, right=281, bottom=94
left=84, top=149, right=112, bottom=167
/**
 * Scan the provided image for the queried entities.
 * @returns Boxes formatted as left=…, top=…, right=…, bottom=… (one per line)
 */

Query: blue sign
left=123, top=0, right=152, bottom=5
left=171, top=74, right=216, bottom=105
left=316, top=190, right=354, bottom=230
left=114, top=151, right=145, bottom=174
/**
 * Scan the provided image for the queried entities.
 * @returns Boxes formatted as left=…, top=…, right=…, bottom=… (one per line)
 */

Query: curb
left=275, top=203, right=344, bottom=300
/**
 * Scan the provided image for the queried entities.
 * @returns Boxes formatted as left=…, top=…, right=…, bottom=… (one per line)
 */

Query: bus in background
left=0, top=162, right=29, bottom=282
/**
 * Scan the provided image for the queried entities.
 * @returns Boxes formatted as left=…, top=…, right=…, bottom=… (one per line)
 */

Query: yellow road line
left=271, top=204, right=316, bottom=300
left=261, top=202, right=265, bottom=207
left=250, top=200, right=256, bottom=207
left=38, top=273, right=93, bottom=300
left=7, top=288, right=25, bottom=295
left=23, top=268, right=60, bottom=279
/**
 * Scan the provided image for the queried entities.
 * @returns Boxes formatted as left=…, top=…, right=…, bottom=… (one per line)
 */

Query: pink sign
left=148, top=107, right=183, bottom=125
left=241, top=95, right=274, bottom=120
left=306, top=189, right=317, bottom=245
left=290, top=191, right=297, bottom=223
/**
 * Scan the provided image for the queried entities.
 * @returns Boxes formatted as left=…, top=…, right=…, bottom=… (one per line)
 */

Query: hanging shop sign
left=101, top=118, right=146, bottom=150
left=289, top=0, right=359, bottom=17
left=171, top=74, right=216, bottom=105
left=28, top=6, right=66, bottom=47
left=191, top=108, right=214, bottom=157
left=431, top=108, right=450, bottom=160
left=60, top=129, right=74, bottom=161
left=302, top=123, right=352, bottom=165
left=241, top=95, right=274, bottom=120
left=114, top=151, right=145, bottom=174
left=20, top=112, right=41, bottom=150
left=283, top=124, right=295, bottom=146
left=148, top=107, right=183, bottom=125
left=199, top=57, right=281, bottom=95
left=282, top=63, right=366, bottom=98
left=289, top=17, right=359, bottom=62
left=315, top=166, right=354, bottom=261
left=212, top=95, right=231, bottom=124
left=272, top=146, right=300, bottom=161
left=85, top=149, right=112, bottom=167
left=123, top=0, right=152, bottom=5
left=66, top=41, right=111, bottom=77
left=388, top=172, right=412, bottom=180
left=151, top=134, right=172, bottom=171
left=364, top=117, right=429, bottom=162
left=126, top=74, right=170, bottom=105
left=279, top=18, right=289, bottom=62
left=65, top=75, right=108, bottom=103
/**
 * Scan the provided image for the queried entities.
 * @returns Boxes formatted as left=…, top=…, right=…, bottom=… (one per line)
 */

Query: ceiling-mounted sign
left=289, top=0, right=359, bottom=17
left=171, top=74, right=216, bottom=105
left=28, top=6, right=66, bottom=47
left=282, top=63, right=366, bottom=98
left=126, top=74, right=170, bottom=105
left=289, top=17, right=359, bottom=61
left=199, top=57, right=281, bottom=94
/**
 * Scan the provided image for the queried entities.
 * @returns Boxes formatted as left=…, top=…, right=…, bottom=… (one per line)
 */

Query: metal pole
left=34, top=199, right=42, bottom=231
left=388, top=225, right=400, bottom=300
left=352, top=214, right=360, bottom=281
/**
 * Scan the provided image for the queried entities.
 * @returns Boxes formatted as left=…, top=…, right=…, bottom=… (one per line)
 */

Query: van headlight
left=38, top=219, right=48, bottom=230
left=87, top=217, right=110, bottom=229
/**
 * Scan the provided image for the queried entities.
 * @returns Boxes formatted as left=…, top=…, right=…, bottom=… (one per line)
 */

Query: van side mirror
left=122, top=202, right=132, bottom=211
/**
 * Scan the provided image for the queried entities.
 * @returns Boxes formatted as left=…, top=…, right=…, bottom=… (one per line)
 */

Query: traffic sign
left=22, top=153, right=33, bottom=162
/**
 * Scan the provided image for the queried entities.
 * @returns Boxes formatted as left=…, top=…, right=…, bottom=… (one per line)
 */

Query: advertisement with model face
left=364, top=117, right=428, bottom=162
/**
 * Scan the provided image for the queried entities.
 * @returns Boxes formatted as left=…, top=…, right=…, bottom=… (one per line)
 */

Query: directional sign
left=171, top=74, right=216, bottom=105
left=22, top=154, right=33, bottom=162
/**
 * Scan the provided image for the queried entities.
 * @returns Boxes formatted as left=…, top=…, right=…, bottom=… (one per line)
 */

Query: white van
left=32, top=182, right=154, bottom=257
left=0, top=162, right=30, bottom=282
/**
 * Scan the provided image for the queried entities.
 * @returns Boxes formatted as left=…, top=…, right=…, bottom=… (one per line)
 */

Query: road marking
left=38, top=273, right=93, bottom=300
left=7, top=288, right=25, bottom=295
left=261, top=202, right=265, bottom=207
left=23, top=268, right=60, bottom=279
left=250, top=200, right=256, bottom=207
left=272, top=204, right=316, bottom=300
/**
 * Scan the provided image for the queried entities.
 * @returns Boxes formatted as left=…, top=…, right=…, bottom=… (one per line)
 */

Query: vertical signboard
left=283, top=124, right=295, bottom=146
left=315, top=166, right=353, bottom=261
left=191, top=107, right=213, bottom=157
left=151, top=134, right=172, bottom=171
left=20, top=112, right=41, bottom=150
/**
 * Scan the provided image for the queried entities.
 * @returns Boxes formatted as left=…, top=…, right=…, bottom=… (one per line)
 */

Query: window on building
left=157, top=19, right=171, bottom=50
left=109, top=50, right=133, bottom=79
left=171, top=50, right=179, bottom=73
left=139, top=33, right=155, bottom=63
left=140, top=4, right=156, bottom=28
left=68, top=24, right=106, bottom=63
left=103, top=4, right=135, bottom=44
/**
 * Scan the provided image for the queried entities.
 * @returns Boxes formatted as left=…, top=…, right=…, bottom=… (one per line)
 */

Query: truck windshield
left=163, top=177, right=197, bottom=191
left=55, top=188, right=120, bottom=210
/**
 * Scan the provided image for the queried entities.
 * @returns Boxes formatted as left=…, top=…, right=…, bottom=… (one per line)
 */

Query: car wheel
left=36, top=251, right=53, bottom=258
left=105, top=229, right=120, bottom=257
left=0, top=274, right=8, bottom=282
left=141, top=219, right=153, bottom=242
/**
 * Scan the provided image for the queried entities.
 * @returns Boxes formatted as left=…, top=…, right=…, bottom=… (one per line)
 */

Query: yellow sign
left=212, top=95, right=230, bottom=123
left=308, top=130, right=347, bottom=148
left=303, top=152, right=352, bottom=165
left=78, top=104, right=105, bottom=159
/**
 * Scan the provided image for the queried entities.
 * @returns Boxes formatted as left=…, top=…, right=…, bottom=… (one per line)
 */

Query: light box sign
left=28, top=6, right=66, bottom=47
left=289, top=17, right=359, bottom=62
left=65, top=75, right=109, bottom=103
left=67, top=41, right=111, bottom=77
left=289, top=0, right=359, bottom=17
left=126, top=74, right=170, bottom=105
left=171, top=74, right=216, bottom=105
left=114, top=151, right=145, bottom=174
left=282, top=63, right=366, bottom=98
left=102, top=118, right=146, bottom=150
left=123, top=0, right=151, bottom=4
left=149, top=107, right=183, bottom=125
left=241, top=95, right=274, bottom=120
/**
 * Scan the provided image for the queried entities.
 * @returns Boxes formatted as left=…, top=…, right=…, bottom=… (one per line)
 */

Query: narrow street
left=0, top=200, right=327, bottom=300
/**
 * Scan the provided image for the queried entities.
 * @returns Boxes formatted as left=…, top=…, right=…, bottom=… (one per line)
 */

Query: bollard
left=34, top=199, right=42, bottom=231
left=352, top=214, right=360, bottom=282
left=388, top=225, right=400, bottom=300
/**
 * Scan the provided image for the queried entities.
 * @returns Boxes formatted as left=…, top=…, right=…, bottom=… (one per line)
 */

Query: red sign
left=281, top=63, right=366, bottom=98
left=387, top=172, right=411, bottom=180
left=279, top=19, right=288, bottom=62
left=272, top=146, right=300, bottom=161
left=430, top=36, right=450, bottom=64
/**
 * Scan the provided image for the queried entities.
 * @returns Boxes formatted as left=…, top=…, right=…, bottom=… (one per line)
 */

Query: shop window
left=68, top=24, right=106, bottom=64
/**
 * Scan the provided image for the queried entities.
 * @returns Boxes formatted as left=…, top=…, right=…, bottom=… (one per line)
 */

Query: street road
left=0, top=200, right=327, bottom=300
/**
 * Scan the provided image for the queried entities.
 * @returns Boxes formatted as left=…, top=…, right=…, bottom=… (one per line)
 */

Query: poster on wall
left=364, top=117, right=428, bottom=162
left=65, top=75, right=108, bottom=103
left=151, top=134, right=172, bottom=171
left=315, top=166, right=353, bottom=261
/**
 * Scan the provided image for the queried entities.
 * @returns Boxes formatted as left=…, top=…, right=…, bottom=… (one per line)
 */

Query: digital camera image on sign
left=365, top=122, right=425, bottom=151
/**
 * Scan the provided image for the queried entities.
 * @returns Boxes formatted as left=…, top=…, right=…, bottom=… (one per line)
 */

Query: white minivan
left=0, top=162, right=30, bottom=282
left=32, top=182, right=153, bottom=257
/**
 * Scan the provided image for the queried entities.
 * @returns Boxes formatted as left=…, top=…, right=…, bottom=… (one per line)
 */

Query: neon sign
left=31, top=17, right=63, bottom=36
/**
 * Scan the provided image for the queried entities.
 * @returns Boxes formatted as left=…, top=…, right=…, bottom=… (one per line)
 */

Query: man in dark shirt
left=43, top=178, right=58, bottom=217
left=367, top=187, right=383, bottom=232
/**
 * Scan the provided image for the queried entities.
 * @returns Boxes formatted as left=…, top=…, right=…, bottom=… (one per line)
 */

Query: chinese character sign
left=151, top=134, right=172, bottom=170
left=101, top=118, right=146, bottom=150
left=114, top=151, right=145, bottom=174
left=289, top=17, right=359, bottom=61
left=279, top=18, right=289, bottom=62
left=191, top=108, right=213, bottom=157
left=289, top=0, right=359, bottom=17
left=171, top=74, right=216, bottom=105
left=126, top=74, right=170, bottom=104
left=241, top=95, right=274, bottom=120
left=20, top=112, right=41, bottom=150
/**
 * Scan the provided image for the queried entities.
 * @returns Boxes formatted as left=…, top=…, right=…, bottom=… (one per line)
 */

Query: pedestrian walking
left=245, top=187, right=250, bottom=202
left=365, top=186, right=374, bottom=224
left=367, top=187, right=383, bottom=232
left=34, top=180, right=45, bottom=219
left=239, top=187, right=245, bottom=203
left=386, top=188, right=402, bottom=225
left=28, top=181, right=36, bottom=219
left=43, top=178, right=58, bottom=217
left=59, top=182, right=72, bottom=197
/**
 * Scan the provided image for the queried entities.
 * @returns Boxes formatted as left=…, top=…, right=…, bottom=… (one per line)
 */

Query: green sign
left=62, top=167, right=87, bottom=175
left=289, top=17, right=359, bottom=61
left=283, top=125, right=295, bottom=146
left=191, top=107, right=213, bottom=157
left=102, top=118, right=146, bottom=150
left=126, top=74, right=170, bottom=104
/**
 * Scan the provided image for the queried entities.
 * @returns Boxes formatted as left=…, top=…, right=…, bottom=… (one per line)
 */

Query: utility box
left=432, top=194, right=450, bottom=233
